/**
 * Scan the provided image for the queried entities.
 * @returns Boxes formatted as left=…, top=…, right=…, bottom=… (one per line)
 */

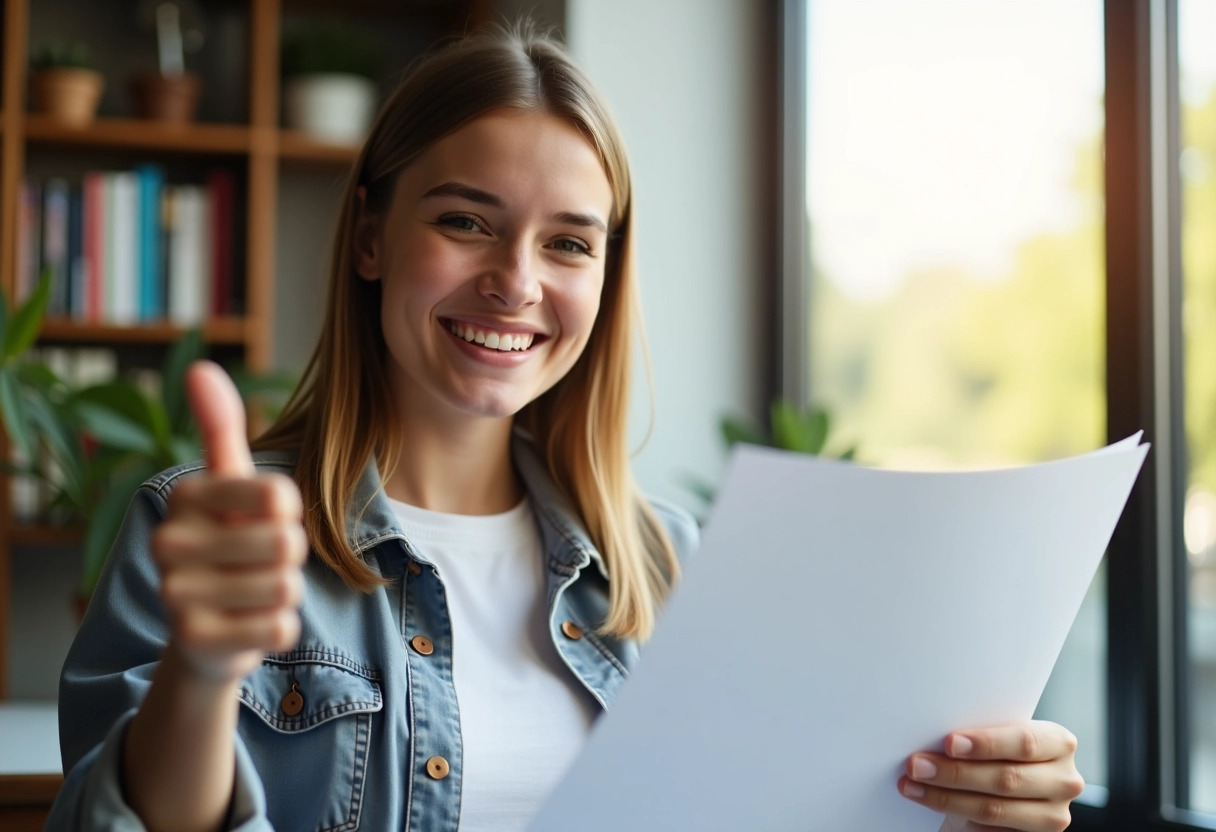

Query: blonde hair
left=254, top=24, right=680, bottom=640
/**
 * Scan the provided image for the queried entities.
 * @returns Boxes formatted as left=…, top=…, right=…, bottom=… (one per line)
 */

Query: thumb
left=186, top=360, right=255, bottom=477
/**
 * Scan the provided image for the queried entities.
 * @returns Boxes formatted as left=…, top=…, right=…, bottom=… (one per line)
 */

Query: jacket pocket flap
left=239, top=658, right=383, bottom=733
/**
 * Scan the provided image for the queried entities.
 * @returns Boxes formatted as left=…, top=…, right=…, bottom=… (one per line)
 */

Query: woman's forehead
left=396, top=110, right=615, bottom=217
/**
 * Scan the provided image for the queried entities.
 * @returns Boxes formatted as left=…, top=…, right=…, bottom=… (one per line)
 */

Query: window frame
left=783, top=1, right=1212, bottom=829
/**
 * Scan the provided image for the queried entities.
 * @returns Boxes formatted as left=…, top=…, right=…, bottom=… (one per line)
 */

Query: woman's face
left=355, top=109, right=615, bottom=427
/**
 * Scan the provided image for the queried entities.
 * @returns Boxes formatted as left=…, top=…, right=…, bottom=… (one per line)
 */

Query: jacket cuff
left=46, top=708, right=272, bottom=832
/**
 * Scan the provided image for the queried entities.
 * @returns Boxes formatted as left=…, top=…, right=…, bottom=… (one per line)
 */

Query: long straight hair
left=254, top=25, right=680, bottom=640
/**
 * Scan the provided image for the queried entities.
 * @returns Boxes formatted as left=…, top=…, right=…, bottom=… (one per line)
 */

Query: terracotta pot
left=131, top=71, right=202, bottom=123
left=31, top=67, right=105, bottom=127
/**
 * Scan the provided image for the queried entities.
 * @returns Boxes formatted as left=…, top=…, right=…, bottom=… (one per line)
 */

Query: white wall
left=566, top=0, right=769, bottom=508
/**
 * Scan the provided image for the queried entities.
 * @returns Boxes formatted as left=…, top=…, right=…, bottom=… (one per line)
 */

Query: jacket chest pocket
left=239, top=657, right=384, bottom=832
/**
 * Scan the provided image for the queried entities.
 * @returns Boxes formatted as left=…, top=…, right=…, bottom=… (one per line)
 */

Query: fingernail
left=951, top=735, right=974, bottom=756
left=911, top=756, right=937, bottom=780
left=901, top=780, right=926, bottom=799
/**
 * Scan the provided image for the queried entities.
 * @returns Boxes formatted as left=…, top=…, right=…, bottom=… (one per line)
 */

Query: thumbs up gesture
left=151, top=361, right=307, bottom=683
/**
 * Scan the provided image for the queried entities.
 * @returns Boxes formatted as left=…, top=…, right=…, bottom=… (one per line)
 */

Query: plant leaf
left=719, top=416, right=767, bottom=449
left=163, top=328, right=205, bottom=434
left=0, top=369, right=33, bottom=457
left=22, top=390, right=86, bottom=504
left=3, top=272, right=52, bottom=360
left=170, top=434, right=201, bottom=465
left=79, top=462, right=159, bottom=597
left=74, top=402, right=159, bottom=455
left=770, top=401, right=829, bottom=455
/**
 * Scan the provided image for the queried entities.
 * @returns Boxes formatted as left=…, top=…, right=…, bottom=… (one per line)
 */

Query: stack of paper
left=528, top=436, right=1148, bottom=832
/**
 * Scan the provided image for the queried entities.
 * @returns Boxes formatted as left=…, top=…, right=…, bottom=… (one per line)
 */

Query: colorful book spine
left=207, top=168, right=235, bottom=317
left=110, top=172, right=139, bottom=325
left=137, top=165, right=165, bottom=320
left=42, top=178, right=70, bottom=318
left=83, top=173, right=103, bottom=322
left=68, top=185, right=84, bottom=320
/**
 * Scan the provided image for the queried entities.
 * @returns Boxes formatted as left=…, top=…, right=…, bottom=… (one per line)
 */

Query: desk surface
left=0, top=702, right=61, bottom=776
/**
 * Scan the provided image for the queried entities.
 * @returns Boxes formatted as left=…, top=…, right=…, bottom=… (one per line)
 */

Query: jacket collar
left=333, top=436, right=609, bottom=580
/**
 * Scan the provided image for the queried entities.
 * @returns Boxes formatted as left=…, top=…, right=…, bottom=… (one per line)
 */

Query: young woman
left=47, top=24, right=1084, bottom=832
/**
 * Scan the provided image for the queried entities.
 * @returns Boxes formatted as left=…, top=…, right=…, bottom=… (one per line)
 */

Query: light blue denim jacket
left=46, top=439, right=699, bottom=832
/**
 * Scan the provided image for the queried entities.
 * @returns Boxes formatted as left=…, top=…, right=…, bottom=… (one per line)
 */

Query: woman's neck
left=381, top=406, right=523, bottom=515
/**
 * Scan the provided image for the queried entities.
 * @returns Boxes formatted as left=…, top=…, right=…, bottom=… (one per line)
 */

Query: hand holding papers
left=528, top=437, right=1148, bottom=832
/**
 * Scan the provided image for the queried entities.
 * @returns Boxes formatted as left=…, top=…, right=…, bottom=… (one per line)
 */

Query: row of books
left=16, top=167, right=239, bottom=325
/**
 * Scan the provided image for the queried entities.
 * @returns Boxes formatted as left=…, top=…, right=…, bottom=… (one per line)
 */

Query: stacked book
left=16, top=166, right=238, bottom=325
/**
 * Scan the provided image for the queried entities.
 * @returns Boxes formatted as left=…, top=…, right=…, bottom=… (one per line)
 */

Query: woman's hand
left=898, top=720, right=1085, bottom=832
left=151, top=361, right=308, bottom=684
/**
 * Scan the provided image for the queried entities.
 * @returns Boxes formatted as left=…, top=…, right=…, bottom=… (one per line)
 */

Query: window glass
left=806, top=0, right=1107, bottom=789
left=1180, top=0, right=1216, bottom=813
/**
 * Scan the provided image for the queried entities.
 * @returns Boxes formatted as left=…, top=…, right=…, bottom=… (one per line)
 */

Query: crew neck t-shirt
left=387, top=496, right=599, bottom=832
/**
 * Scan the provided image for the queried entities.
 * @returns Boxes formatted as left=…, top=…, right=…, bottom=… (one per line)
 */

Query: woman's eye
left=552, top=238, right=591, bottom=256
left=437, top=215, right=482, bottom=233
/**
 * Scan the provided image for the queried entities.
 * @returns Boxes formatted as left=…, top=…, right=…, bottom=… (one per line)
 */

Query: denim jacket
left=46, top=438, right=699, bottom=832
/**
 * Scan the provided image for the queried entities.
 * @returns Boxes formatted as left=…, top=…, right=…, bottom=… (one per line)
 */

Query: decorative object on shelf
left=131, top=1, right=205, bottom=122
left=685, top=400, right=858, bottom=511
left=29, top=42, right=105, bottom=128
left=0, top=288, right=298, bottom=603
left=281, top=21, right=385, bottom=145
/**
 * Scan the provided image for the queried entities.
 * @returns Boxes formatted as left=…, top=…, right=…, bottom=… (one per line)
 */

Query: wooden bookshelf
left=10, top=523, right=81, bottom=547
left=278, top=130, right=361, bottom=165
left=38, top=317, right=247, bottom=344
left=24, top=115, right=252, bottom=155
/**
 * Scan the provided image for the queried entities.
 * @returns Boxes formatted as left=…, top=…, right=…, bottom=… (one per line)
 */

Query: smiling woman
left=46, top=19, right=1084, bottom=832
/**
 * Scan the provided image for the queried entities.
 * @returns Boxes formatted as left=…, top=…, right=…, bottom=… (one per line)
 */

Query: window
left=786, top=1, right=1215, bottom=828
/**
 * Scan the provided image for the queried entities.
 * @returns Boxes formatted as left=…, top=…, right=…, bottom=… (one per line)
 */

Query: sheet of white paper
left=527, top=438, right=1148, bottom=832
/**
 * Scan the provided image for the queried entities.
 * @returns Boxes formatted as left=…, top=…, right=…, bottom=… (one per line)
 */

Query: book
left=42, top=179, right=70, bottom=317
left=137, top=165, right=165, bottom=320
left=110, top=172, right=140, bottom=325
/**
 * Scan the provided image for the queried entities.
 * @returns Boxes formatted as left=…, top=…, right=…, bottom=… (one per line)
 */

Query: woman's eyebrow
left=422, top=181, right=606, bottom=233
left=422, top=181, right=505, bottom=207
left=554, top=211, right=607, bottom=234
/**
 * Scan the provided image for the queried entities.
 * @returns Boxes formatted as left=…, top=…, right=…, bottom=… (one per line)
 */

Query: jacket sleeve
left=44, top=483, right=273, bottom=831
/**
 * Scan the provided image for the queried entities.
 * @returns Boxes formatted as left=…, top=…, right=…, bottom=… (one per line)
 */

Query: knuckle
left=1061, top=728, right=1079, bottom=756
left=266, top=473, right=303, bottom=517
left=1019, top=727, right=1040, bottom=760
left=978, top=798, right=1006, bottom=826
left=925, top=787, right=951, bottom=813
left=995, top=765, right=1023, bottom=796
left=1050, top=807, right=1073, bottom=832
left=271, top=611, right=301, bottom=650
left=1063, top=773, right=1086, bottom=799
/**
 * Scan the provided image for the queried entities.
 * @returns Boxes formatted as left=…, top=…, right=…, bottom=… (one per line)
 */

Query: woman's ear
left=353, top=185, right=381, bottom=282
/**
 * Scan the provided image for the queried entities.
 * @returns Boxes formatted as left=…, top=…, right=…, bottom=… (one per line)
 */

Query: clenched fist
left=151, top=360, right=307, bottom=683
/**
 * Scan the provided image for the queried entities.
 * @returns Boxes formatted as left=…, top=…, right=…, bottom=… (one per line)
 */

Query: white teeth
left=447, top=321, right=536, bottom=352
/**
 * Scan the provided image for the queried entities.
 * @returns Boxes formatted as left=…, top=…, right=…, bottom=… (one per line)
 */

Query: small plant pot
left=31, top=68, right=105, bottom=127
left=131, top=71, right=202, bottom=123
left=284, top=73, right=376, bottom=144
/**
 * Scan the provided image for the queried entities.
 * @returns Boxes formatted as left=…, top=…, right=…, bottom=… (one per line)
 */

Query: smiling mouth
left=443, top=319, right=543, bottom=352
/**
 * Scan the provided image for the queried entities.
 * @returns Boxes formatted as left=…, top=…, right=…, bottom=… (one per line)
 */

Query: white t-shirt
left=387, top=496, right=599, bottom=832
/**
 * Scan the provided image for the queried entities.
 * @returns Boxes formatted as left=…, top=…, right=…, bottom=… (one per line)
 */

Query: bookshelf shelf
left=24, top=116, right=251, bottom=156
left=10, top=523, right=81, bottom=547
left=278, top=131, right=361, bottom=165
left=38, top=318, right=247, bottom=345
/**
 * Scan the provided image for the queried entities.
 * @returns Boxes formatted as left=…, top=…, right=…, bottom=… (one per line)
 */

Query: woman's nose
left=478, top=241, right=541, bottom=308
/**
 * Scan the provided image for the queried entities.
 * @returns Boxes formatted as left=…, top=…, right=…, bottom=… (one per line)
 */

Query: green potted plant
left=687, top=400, right=858, bottom=508
left=29, top=41, right=105, bottom=127
left=0, top=283, right=298, bottom=607
left=281, top=21, right=386, bottom=144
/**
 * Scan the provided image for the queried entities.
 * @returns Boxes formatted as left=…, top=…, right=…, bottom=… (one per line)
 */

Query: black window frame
left=781, top=1, right=1213, bottom=829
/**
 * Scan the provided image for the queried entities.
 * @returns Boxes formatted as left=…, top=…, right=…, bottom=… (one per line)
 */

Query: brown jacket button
left=281, top=683, right=304, bottom=716
left=410, top=635, right=435, bottom=655
left=426, top=756, right=450, bottom=780
left=560, top=620, right=583, bottom=640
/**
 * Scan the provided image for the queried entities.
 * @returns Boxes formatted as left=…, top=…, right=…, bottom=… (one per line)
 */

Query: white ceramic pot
left=283, top=73, right=377, bottom=144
